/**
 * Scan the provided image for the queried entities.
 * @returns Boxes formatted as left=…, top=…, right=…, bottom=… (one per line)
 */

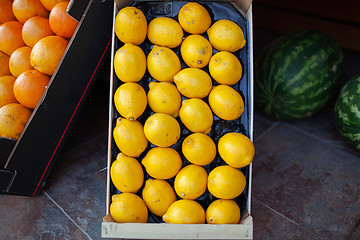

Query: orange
left=12, top=0, right=49, bottom=24
left=13, top=69, right=50, bottom=109
left=22, top=16, right=54, bottom=47
left=0, top=21, right=26, bottom=56
left=0, top=51, right=11, bottom=77
left=40, top=0, right=67, bottom=11
left=0, top=76, right=18, bottom=108
left=49, top=1, right=78, bottom=39
left=0, top=103, right=32, bottom=139
left=0, top=0, right=17, bottom=24
left=9, top=46, right=34, bottom=77
left=30, top=35, right=68, bottom=76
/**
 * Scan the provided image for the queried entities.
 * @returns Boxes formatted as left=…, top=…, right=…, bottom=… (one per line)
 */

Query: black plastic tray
left=110, top=0, right=251, bottom=223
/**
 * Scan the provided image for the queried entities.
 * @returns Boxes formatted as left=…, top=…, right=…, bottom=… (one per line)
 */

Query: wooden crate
left=102, top=0, right=254, bottom=238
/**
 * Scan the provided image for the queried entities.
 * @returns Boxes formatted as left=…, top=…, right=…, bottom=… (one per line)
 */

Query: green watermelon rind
left=255, top=30, right=344, bottom=120
left=334, top=74, right=360, bottom=150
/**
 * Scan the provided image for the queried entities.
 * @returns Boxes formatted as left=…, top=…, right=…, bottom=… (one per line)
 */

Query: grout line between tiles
left=43, top=191, right=93, bottom=240
left=282, top=121, right=360, bottom=157
left=253, top=197, right=324, bottom=240
left=282, top=121, right=336, bottom=145
left=254, top=121, right=280, bottom=143
left=256, top=117, right=360, bottom=157
left=346, top=218, right=360, bottom=240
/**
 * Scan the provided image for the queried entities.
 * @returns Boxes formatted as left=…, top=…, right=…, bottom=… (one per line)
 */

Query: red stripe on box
left=32, top=38, right=112, bottom=196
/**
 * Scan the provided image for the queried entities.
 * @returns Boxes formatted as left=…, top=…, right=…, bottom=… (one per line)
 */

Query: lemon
left=110, top=193, right=148, bottom=223
left=142, top=179, right=177, bottom=216
left=113, top=118, right=148, bottom=157
left=147, top=17, right=183, bottom=48
left=206, top=199, right=241, bottom=224
left=174, top=164, right=208, bottom=200
left=114, top=7, right=147, bottom=45
left=163, top=199, right=205, bottom=224
left=180, top=35, right=212, bottom=68
left=218, top=132, right=255, bottom=168
left=182, top=133, right=216, bottom=166
left=209, top=51, right=243, bottom=85
left=110, top=153, right=144, bottom=193
left=144, top=113, right=180, bottom=147
left=141, top=147, right=182, bottom=179
left=207, top=19, right=246, bottom=52
left=114, top=83, right=147, bottom=120
left=113, top=43, right=146, bottom=83
left=208, top=85, right=244, bottom=121
left=179, top=98, right=213, bottom=134
left=147, top=45, right=181, bottom=82
left=208, top=165, right=246, bottom=199
left=178, top=2, right=211, bottom=34
left=147, top=82, right=181, bottom=117
left=173, top=68, right=212, bottom=98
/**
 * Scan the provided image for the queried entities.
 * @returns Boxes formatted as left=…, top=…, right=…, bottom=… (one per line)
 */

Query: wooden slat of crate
left=253, top=2, right=360, bottom=51
left=102, top=214, right=253, bottom=239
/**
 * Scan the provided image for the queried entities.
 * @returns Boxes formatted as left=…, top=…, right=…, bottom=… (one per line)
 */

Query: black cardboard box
left=0, top=0, right=113, bottom=196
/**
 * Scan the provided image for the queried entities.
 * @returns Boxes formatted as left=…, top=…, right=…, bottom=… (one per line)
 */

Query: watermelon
left=334, top=74, right=360, bottom=150
left=255, top=30, right=344, bottom=120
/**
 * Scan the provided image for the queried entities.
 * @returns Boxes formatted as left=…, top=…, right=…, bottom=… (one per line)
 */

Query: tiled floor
left=1, top=28, right=359, bottom=240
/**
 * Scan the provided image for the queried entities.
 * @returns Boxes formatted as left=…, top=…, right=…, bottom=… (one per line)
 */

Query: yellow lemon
left=141, top=147, right=182, bottom=179
left=208, top=85, right=244, bottom=121
left=208, top=165, right=246, bottom=199
left=178, top=2, right=211, bottom=34
left=163, top=199, right=205, bottom=224
left=173, top=68, right=212, bottom=98
left=147, top=82, right=181, bottom=117
left=209, top=51, right=243, bottom=85
left=142, top=179, right=177, bottom=216
left=147, top=45, right=181, bottom=82
left=182, top=133, right=216, bottom=166
left=114, top=82, right=147, bottom=120
left=147, top=17, right=183, bottom=48
left=179, top=98, right=213, bottom=134
left=207, top=19, right=246, bottom=52
left=114, top=6, right=147, bottom=45
left=113, top=118, right=148, bottom=157
left=114, top=43, right=146, bottom=83
left=218, top=132, right=255, bottom=168
left=110, top=152, right=144, bottom=193
left=110, top=193, right=148, bottom=223
left=174, top=164, right=208, bottom=200
left=180, top=35, right=212, bottom=68
left=206, top=199, right=241, bottom=224
left=144, top=113, right=180, bottom=147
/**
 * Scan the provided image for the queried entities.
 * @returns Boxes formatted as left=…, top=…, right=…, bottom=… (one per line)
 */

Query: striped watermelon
left=334, top=74, right=360, bottom=150
left=255, top=30, right=344, bottom=120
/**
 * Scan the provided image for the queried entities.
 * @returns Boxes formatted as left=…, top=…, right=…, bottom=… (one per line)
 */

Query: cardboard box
left=102, top=0, right=254, bottom=238
left=0, top=0, right=114, bottom=196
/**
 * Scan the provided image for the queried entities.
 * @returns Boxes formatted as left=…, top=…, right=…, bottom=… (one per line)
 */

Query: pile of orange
left=0, top=0, right=78, bottom=140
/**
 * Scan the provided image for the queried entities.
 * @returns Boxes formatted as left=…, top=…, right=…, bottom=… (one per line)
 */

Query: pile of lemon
left=110, top=2, right=255, bottom=225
